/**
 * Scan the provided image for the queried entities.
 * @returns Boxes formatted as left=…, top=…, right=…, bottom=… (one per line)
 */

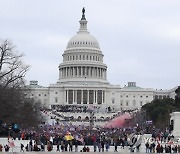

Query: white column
left=59, top=68, right=61, bottom=79
left=61, top=68, right=62, bottom=78
left=64, top=90, right=67, bottom=105
left=75, top=90, right=77, bottom=104
left=84, top=67, right=86, bottom=77
left=81, top=90, right=83, bottom=104
left=93, top=90, right=96, bottom=104
left=94, top=67, right=96, bottom=77
left=89, top=67, right=91, bottom=77
left=69, top=67, right=70, bottom=77
left=66, top=68, right=67, bottom=77
left=67, top=90, right=69, bottom=104
left=102, top=90, right=103, bottom=104
left=102, top=69, right=103, bottom=79
left=87, top=90, right=89, bottom=104
left=98, top=68, right=100, bottom=78
left=72, top=90, right=74, bottom=104
left=81, top=67, right=83, bottom=77
left=73, top=67, right=74, bottom=77
left=96, top=90, right=97, bottom=104
left=77, top=67, right=79, bottom=77
left=103, top=91, right=105, bottom=104
left=63, top=68, right=64, bottom=78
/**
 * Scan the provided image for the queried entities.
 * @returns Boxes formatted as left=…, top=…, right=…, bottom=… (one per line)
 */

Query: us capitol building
left=28, top=9, right=177, bottom=113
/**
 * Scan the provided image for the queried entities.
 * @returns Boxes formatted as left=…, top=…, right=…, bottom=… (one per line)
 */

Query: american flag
left=75, top=134, right=84, bottom=143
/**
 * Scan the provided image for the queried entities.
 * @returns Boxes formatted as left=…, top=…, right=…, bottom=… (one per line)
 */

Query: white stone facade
left=170, top=112, right=180, bottom=137
left=28, top=11, right=177, bottom=111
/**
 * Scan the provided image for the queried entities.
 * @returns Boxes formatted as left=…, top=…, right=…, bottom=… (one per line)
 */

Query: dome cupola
left=67, top=8, right=100, bottom=49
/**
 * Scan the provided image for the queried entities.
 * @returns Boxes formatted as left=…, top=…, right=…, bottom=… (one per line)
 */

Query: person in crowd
left=156, top=143, right=161, bottom=153
left=145, top=141, right=150, bottom=153
left=33, top=143, right=40, bottom=151
left=83, top=146, right=87, bottom=152
left=0, top=144, right=3, bottom=152
left=74, top=139, right=78, bottom=152
left=29, top=139, right=33, bottom=151
left=172, top=144, right=178, bottom=153
left=61, top=140, right=65, bottom=152
left=114, top=138, right=118, bottom=152
left=105, top=139, right=110, bottom=152
left=168, top=144, right=172, bottom=153
left=160, top=145, right=164, bottom=153
left=64, top=140, right=68, bottom=151
left=165, top=144, right=169, bottom=153
left=101, top=139, right=105, bottom=152
left=4, top=144, right=10, bottom=152
left=69, top=140, right=73, bottom=151
left=93, top=140, right=97, bottom=152
left=98, top=141, right=101, bottom=152
left=178, top=144, right=180, bottom=153
left=20, top=143, right=24, bottom=152
left=47, top=141, right=52, bottom=151
left=57, top=141, right=60, bottom=151
left=151, top=142, right=156, bottom=153
left=25, top=144, right=29, bottom=151
left=86, top=146, right=90, bottom=152
left=40, top=143, right=45, bottom=151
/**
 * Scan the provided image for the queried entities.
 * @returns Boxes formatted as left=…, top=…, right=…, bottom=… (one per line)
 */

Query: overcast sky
left=0, top=0, right=180, bottom=90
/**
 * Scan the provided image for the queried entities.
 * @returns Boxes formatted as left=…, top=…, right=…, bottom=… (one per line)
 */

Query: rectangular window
left=97, top=90, right=102, bottom=104
left=83, top=90, right=87, bottom=104
left=120, top=100, right=123, bottom=106
left=68, top=90, right=73, bottom=104
left=140, top=101, right=143, bottom=106
left=89, top=90, right=94, bottom=104
left=55, top=97, right=58, bottom=103
left=126, top=101, right=129, bottom=106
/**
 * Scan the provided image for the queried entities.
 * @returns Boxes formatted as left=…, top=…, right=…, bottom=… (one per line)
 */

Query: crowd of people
left=46, top=105, right=137, bottom=124
left=0, top=106, right=180, bottom=153
left=51, top=105, right=102, bottom=113
left=0, top=121, right=180, bottom=153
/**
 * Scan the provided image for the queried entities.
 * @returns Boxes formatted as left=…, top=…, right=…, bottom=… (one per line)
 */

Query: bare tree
left=0, top=39, right=44, bottom=129
left=0, top=39, right=29, bottom=89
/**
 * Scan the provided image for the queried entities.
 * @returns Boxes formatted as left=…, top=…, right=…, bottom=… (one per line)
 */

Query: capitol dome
left=58, top=8, right=108, bottom=84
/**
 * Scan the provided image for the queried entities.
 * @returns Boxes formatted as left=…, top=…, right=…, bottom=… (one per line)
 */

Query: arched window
left=78, top=116, right=81, bottom=121
left=85, top=116, right=89, bottom=121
